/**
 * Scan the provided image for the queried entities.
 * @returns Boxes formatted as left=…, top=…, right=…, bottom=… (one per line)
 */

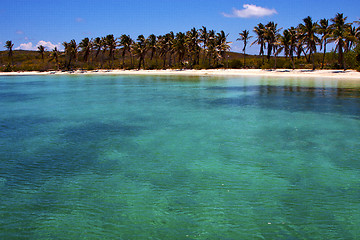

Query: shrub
left=253, top=59, right=264, bottom=69
left=282, top=61, right=293, bottom=69
left=3, top=64, right=13, bottom=72
left=331, top=63, right=341, bottom=69
left=261, top=62, right=272, bottom=70
left=228, top=59, right=243, bottom=69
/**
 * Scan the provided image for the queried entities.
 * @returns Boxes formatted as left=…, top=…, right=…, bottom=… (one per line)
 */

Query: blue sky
left=1, top=0, right=359, bottom=54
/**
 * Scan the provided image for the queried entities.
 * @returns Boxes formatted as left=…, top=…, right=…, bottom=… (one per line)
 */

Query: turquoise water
left=0, top=74, right=360, bottom=239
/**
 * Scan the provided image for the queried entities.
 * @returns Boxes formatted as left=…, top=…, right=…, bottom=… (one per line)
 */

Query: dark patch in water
left=208, top=85, right=360, bottom=117
left=60, top=121, right=143, bottom=142
left=207, top=85, right=360, bottom=98
left=0, top=92, right=39, bottom=102
left=0, top=119, right=144, bottom=188
left=0, top=116, right=56, bottom=139
left=0, top=80, right=46, bottom=87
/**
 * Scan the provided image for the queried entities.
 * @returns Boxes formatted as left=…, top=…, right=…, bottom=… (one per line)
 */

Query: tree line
left=3, top=27, right=231, bottom=71
left=238, top=13, right=360, bottom=70
left=2, top=13, right=360, bottom=71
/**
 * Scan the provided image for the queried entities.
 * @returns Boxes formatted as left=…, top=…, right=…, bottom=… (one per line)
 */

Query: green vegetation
left=237, top=30, right=252, bottom=66
left=1, top=13, right=360, bottom=72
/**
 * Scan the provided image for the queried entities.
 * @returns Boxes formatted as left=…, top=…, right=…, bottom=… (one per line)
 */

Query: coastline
left=1, top=69, right=360, bottom=79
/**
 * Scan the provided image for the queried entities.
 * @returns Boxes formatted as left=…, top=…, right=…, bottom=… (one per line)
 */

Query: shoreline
left=1, top=69, right=360, bottom=79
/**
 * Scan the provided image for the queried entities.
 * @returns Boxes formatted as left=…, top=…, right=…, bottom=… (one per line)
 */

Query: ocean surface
left=0, top=74, right=360, bottom=239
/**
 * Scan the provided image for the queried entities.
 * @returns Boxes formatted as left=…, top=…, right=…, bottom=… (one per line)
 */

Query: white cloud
left=223, top=4, right=277, bottom=18
left=16, top=30, right=24, bottom=35
left=16, top=42, right=35, bottom=50
left=36, top=40, right=61, bottom=50
left=16, top=41, right=62, bottom=51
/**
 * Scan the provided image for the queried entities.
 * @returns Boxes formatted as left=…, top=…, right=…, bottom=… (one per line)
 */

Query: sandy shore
left=1, top=69, right=360, bottom=79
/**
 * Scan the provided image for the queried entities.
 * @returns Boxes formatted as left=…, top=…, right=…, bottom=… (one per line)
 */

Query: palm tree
left=186, top=28, right=201, bottom=66
left=264, top=22, right=281, bottom=68
left=37, top=45, right=46, bottom=62
left=133, top=35, right=148, bottom=69
left=100, top=37, right=108, bottom=68
left=92, top=37, right=103, bottom=62
left=251, top=23, right=266, bottom=64
left=199, top=26, right=209, bottom=64
left=299, top=16, right=320, bottom=70
left=147, top=34, right=157, bottom=61
left=119, top=34, right=133, bottom=68
left=288, top=27, right=298, bottom=69
left=104, top=34, right=116, bottom=68
left=277, top=29, right=291, bottom=61
left=50, top=47, right=60, bottom=69
left=272, top=34, right=281, bottom=69
left=174, top=32, right=187, bottom=68
left=295, top=24, right=307, bottom=61
left=206, top=30, right=217, bottom=66
left=264, top=22, right=281, bottom=62
left=330, top=13, right=351, bottom=70
left=355, top=20, right=360, bottom=42
left=318, top=19, right=330, bottom=69
left=63, top=39, right=77, bottom=70
left=157, top=35, right=170, bottom=68
left=167, top=32, right=175, bottom=67
left=79, top=37, right=92, bottom=62
left=216, top=30, right=231, bottom=67
left=5, top=40, right=14, bottom=65
left=345, top=26, right=357, bottom=52
left=237, top=30, right=252, bottom=67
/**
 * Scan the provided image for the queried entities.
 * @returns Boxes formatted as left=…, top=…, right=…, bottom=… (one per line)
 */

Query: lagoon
left=1, top=74, right=360, bottom=239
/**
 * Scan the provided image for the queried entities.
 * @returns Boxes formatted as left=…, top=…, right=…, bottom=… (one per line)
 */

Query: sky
left=0, top=0, right=359, bottom=54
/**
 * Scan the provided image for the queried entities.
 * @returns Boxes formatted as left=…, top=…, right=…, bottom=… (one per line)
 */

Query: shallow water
left=1, top=74, right=360, bottom=239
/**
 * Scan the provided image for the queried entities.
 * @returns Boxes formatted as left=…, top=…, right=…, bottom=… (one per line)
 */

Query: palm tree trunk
left=150, top=50, right=154, bottom=61
left=169, top=53, right=172, bottom=67
left=138, top=56, right=142, bottom=70
left=302, top=49, right=309, bottom=63
left=202, top=49, right=207, bottom=65
left=267, top=45, right=272, bottom=61
left=142, top=54, right=146, bottom=69
left=310, top=49, right=315, bottom=70
left=321, top=44, right=326, bottom=69
left=67, top=55, right=72, bottom=70
left=274, top=55, right=277, bottom=69
left=163, top=54, right=167, bottom=69
left=291, top=57, right=295, bottom=70
left=312, top=55, right=315, bottom=70
left=339, top=41, right=345, bottom=70
left=122, top=51, right=126, bottom=68
left=243, top=50, right=246, bottom=67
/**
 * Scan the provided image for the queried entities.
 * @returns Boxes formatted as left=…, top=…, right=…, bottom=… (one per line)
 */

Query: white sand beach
left=1, top=69, right=360, bottom=79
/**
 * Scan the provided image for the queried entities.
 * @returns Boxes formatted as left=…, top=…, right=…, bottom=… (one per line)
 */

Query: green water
left=0, top=74, right=360, bottom=239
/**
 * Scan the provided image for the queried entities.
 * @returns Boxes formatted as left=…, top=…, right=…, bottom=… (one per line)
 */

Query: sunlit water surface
left=1, top=75, right=360, bottom=239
